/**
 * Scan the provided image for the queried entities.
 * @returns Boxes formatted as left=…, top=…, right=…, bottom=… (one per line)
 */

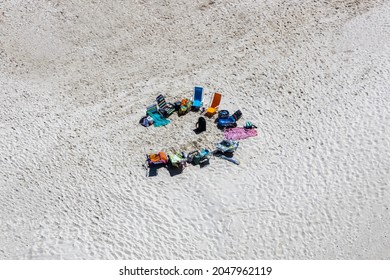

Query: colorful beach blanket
left=146, top=103, right=171, bottom=127
left=147, top=111, right=170, bottom=127
left=224, top=127, right=258, bottom=140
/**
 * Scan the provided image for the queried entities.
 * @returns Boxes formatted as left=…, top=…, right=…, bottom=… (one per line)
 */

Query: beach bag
left=140, top=116, right=150, bottom=127
left=179, top=98, right=191, bottom=115
left=196, top=117, right=206, bottom=132
left=174, top=101, right=181, bottom=111
left=146, top=116, right=154, bottom=125
left=244, top=121, right=257, bottom=129
left=218, top=110, right=229, bottom=119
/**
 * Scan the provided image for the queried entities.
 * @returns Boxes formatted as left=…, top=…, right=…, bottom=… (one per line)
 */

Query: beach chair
left=191, top=86, right=204, bottom=111
left=146, top=103, right=170, bottom=127
left=187, top=149, right=210, bottom=165
left=205, top=92, right=222, bottom=117
left=145, top=151, right=169, bottom=176
left=156, top=94, right=175, bottom=117
left=168, top=152, right=187, bottom=170
left=146, top=151, right=169, bottom=167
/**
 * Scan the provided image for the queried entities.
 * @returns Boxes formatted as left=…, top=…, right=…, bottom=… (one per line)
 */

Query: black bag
left=196, top=117, right=206, bottom=132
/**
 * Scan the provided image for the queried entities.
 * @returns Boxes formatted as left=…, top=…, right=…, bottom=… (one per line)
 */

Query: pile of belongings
left=187, top=149, right=210, bottom=165
left=215, top=140, right=239, bottom=153
left=146, top=152, right=169, bottom=167
left=217, top=109, right=242, bottom=129
left=139, top=86, right=260, bottom=175
left=168, top=152, right=187, bottom=170
left=212, top=140, right=240, bottom=165
left=139, top=115, right=154, bottom=127
left=144, top=148, right=211, bottom=177
left=178, top=98, right=192, bottom=116
left=144, top=103, right=171, bottom=127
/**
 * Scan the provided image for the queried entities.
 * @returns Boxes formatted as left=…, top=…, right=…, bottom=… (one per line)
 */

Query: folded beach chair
left=215, top=140, right=239, bottom=153
left=146, top=103, right=170, bottom=127
left=191, top=86, right=204, bottom=111
left=156, top=94, right=175, bottom=117
left=205, top=92, right=222, bottom=117
left=187, top=149, right=210, bottom=165
left=146, top=151, right=169, bottom=167
left=168, top=152, right=187, bottom=170
left=145, top=151, right=169, bottom=177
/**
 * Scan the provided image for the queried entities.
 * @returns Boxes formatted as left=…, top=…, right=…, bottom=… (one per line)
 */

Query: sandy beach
left=0, top=0, right=389, bottom=259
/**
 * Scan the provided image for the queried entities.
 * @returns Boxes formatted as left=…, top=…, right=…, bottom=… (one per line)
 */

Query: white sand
left=0, top=0, right=389, bottom=259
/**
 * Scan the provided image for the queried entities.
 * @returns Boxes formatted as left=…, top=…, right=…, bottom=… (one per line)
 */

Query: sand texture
left=1, top=0, right=389, bottom=259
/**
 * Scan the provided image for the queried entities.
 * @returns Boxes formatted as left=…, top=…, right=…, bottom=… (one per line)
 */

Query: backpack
left=197, top=117, right=206, bottom=132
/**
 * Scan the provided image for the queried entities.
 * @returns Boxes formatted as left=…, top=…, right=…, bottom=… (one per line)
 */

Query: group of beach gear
left=140, top=86, right=258, bottom=176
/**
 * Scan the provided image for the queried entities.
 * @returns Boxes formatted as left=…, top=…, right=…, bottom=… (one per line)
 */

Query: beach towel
left=149, top=112, right=171, bottom=127
left=146, top=103, right=170, bottom=127
left=224, top=127, right=258, bottom=140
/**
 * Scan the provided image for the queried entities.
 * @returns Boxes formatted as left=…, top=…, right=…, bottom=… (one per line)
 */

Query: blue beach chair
left=191, top=86, right=204, bottom=111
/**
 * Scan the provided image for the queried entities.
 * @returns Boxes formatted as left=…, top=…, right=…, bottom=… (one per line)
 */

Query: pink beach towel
left=224, top=127, right=258, bottom=140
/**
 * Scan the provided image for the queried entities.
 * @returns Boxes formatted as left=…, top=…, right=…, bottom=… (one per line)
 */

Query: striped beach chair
left=156, top=94, right=175, bottom=117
